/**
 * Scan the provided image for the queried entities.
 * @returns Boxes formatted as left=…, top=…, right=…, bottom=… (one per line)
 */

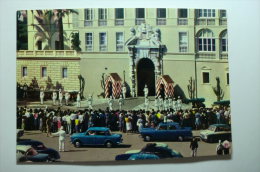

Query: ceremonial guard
left=108, top=96, right=113, bottom=111
left=58, top=89, right=63, bottom=106
left=164, top=96, right=169, bottom=111
left=144, top=97, right=150, bottom=111
left=154, top=96, right=160, bottom=111
left=40, top=90, right=44, bottom=105
left=122, top=84, right=127, bottom=99
left=118, top=95, right=124, bottom=111
left=177, top=96, right=182, bottom=110
left=159, top=95, right=164, bottom=111
left=143, top=84, right=149, bottom=98
left=87, top=94, right=93, bottom=110
left=173, top=98, right=177, bottom=111
left=65, top=92, right=70, bottom=106
left=52, top=91, right=57, bottom=105
left=168, top=97, right=173, bottom=110
left=76, top=91, right=81, bottom=108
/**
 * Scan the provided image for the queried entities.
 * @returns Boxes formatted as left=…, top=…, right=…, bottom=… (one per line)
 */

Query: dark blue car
left=70, top=127, right=123, bottom=148
left=17, top=140, right=60, bottom=161
left=140, top=122, right=193, bottom=141
left=115, top=143, right=183, bottom=160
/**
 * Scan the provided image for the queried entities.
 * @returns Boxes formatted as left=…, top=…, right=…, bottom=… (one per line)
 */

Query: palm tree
left=32, top=10, right=57, bottom=50
left=53, top=9, right=78, bottom=50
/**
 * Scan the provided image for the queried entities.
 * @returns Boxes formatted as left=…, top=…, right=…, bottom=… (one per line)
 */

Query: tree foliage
left=212, top=77, right=224, bottom=101
left=71, top=32, right=81, bottom=51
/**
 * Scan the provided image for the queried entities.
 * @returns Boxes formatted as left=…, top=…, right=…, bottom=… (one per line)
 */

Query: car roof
left=159, top=122, right=179, bottom=126
left=16, top=145, right=32, bottom=152
left=88, top=127, right=109, bottom=131
left=17, top=140, right=43, bottom=145
left=211, top=124, right=230, bottom=127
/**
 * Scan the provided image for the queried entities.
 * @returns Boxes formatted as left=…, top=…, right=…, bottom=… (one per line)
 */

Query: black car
left=17, top=140, right=60, bottom=161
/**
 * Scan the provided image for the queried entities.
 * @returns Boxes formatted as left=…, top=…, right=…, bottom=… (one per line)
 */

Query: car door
left=166, top=124, right=177, bottom=140
left=155, top=125, right=168, bottom=140
left=94, top=131, right=107, bottom=145
left=82, top=131, right=96, bottom=145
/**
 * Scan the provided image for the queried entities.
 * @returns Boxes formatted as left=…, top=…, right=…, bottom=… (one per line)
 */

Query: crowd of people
left=17, top=105, right=231, bottom=135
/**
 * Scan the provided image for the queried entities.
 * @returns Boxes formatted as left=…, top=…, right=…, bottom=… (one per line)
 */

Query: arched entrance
left=137, top=58, right=155, bottom=96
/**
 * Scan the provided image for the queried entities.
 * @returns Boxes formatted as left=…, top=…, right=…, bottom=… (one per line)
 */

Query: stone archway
left=137, top=58, right=155, bottom=96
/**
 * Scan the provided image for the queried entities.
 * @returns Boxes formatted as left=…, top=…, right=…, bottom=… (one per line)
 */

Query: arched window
left=197, top=29, right=215, bottom=52
left=220, top=31, right=228, bottom=52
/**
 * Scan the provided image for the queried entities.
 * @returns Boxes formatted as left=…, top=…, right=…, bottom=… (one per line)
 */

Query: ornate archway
left=125, top=23, right=166, bottom=97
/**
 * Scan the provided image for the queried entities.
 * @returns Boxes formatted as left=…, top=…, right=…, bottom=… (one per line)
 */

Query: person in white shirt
left=108, top=96, right=113, bottom=111
left=40, top=90, right=44, bottom=105
left=77, top=92, right=81, bottom=108
left=118, top=95, right=124, bottom=111
left=52, top=91, right=57, bottom=105
left=87, top=95, right=93, bottom=110
left=177, top=96, right=182, bottom=110
left=59, top=89, right=63, bottom=106
left=122, top=84, right=127, bottom=99
left=52, top=126, right=66, bottom=152
left=143, top=84, right=149, bottom=98
left=65, top=92, right=70, bottom=106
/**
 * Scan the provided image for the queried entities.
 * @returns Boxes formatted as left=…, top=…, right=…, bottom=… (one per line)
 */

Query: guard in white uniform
left=52, top=91, right=57, bottom=105
left=87, top=94, right=93, bottom=110
left=76, top=91, right=81, bottom=108
left=65, top=92, right=70, bottom=106
left=40, top=90, right=44, bottom=105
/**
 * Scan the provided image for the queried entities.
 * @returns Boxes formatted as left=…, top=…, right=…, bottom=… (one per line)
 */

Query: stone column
left=129, top=47, right=136, bottom=97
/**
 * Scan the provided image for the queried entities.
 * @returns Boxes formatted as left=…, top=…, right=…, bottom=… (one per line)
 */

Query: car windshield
left=208, top=126, right=216, bottom=131
left=26, top=148, right=38, bottom=156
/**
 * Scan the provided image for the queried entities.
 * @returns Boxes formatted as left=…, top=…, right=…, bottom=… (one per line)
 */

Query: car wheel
left=74, top=140, right=81, bottom=148
left=178, top=136, right=184, bottom=142
left=105, top=141, right=113, bottom=148
left=145, top=135, right=151, bottom=142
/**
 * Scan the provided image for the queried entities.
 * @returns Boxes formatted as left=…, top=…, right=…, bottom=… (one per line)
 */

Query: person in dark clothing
left=190, top=137, right=199, bottom=157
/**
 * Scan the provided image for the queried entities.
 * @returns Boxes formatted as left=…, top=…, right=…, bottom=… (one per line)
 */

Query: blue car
left=128, top=153, right=160, bottom=160
left=70, top=127, right=123, bottom=148
left=140, top=122, right=193, bottom=141
left=17, top=140, right=60, bottom=161
left=115, top=143, right=183, bottom=160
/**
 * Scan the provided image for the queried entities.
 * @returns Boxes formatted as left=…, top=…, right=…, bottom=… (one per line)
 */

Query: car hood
left=112, top=134, right=122, bottom=138
left=200, top=130, right=214, bottom=135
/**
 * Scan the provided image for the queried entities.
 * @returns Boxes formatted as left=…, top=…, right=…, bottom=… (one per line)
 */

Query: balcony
left=220, top=52, right=228, bottom=59
left=157, top=18, right=166, bottom=25
left=196, top=52, right=216, bottom=59
left=196, top=18, right=216, bottom=25
left=98, top=20, right=107, bottom=26
left=115, top=19, right=124, bottom=26
left=178, top=18, right=188, bottom=25
left=219, top=18, right=227, bottom=25
left=17, top=50, right=79, bottom=58
left=84, top=20, right=93, bottom=26
left=136, top=18, right=145, bottom=25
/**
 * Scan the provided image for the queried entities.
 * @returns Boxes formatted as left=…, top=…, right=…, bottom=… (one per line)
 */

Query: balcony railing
left=17, top=50, right=79, bottom=58
left=219, top=18, right=227, bottom=25
left=136, top=18, right=145, bottom=25
left=196, top=52, right=216, bottom=59
left=84, top=20, right=93, bottom=26
left=85, top=45, right=93, bottom=52
left=196, top=18, right=216, bottom=25
left=99, top=45, right=107, bottom=52
left=115, top=19, right=124, bottom=26
left=98, top=20, right=107, bottom=26
left=157, top=18, right=166, bottom=25
left=178, top=18, right=188, bottom=25
left=220, top=53, right=228, bottom=59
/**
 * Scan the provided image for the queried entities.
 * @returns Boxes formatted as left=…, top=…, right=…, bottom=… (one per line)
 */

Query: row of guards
left=105, top=73, right=175, bottom=99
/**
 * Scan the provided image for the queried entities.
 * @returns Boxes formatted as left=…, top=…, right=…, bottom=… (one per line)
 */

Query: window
left=22, top=67, right=27, bottom=77
left=41, top=67, right=47, bottom=78
left=84, top=8, right=93, bottom=26
left=62, top=68, right=67, bottom=78
left=116, top=32, right=124, bottom=52
left=98, top=8, right=107, bottom=20
left=178, top=9, right=187, bottom=18
left=202, top=72, right=210, bottom=84
left=198, top=29, right=215, bottom=52
left=157, top=8, right=166, bottom=18
left=220, top=10, right=226, bottom=18
left=179, top=32, right=188, bottom=52
left=115, top=8, right=124, bottom=19
left=85, top=8, right=93, bottom=20
left=98, top=8, right=107, bottom=26
left=85, top=33, right=93, bottom=51
left=136, top=8, right=145, bottom=18
left=37, top=41, right=42, bottom=50
left=227, top=73, right=229, bottom=85
left=221, top=31, right=228, bottom=52
left=197, top=9, right=216, bottom=17
left=99, top=32, right=107, bottom=51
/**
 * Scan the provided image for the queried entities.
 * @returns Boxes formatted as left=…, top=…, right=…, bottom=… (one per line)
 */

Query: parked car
left=200, top=124, right=232, bottom=143
left=17, top=129, right=24, bottom=139
left=70, top=127, right=123, bottom=148
left=115, top=143, right=183, bottom=160
left=128, top=153, right=160, bottom=160
left=16, top=145, right=49, bottom=162
left=140, top=122, right=193, bottom=141
left=17, top=140, right=60, bottom=161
